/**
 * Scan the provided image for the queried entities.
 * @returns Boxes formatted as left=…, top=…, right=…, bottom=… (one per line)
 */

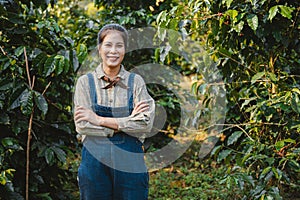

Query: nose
left=110, top=45, right=117, bottom=53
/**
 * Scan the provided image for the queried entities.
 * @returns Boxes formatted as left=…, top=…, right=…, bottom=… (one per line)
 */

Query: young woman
left=74, top=24, right=155, bottom=200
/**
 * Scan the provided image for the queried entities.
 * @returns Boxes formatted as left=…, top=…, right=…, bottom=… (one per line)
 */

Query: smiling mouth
left=107, top=56, right=119, bottom=60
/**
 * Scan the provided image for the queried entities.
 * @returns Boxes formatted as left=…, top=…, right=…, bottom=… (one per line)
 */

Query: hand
left=74, top=106, right=101, bottom=126
left=131, top=101, right=150, bottom=116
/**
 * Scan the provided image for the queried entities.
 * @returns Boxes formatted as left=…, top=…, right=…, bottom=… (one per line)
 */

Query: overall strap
left=127, top=73, right=135, bottom=111
left=87, top=72, right=135, bottom=112
left=86, top=73, right=97, bottom=111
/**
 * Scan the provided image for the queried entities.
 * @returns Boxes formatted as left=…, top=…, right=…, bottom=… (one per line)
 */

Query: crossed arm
left=74, top=100, right=150, bottom=131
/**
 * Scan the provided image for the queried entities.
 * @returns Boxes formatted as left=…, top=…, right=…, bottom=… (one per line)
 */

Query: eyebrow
left=103, top=41, right=124, bottom=45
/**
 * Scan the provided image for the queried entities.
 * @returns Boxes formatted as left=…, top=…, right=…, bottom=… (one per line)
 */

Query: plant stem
left=26, top=111, right=34, bottom=200
left=24, top=47, right=34, bottom=200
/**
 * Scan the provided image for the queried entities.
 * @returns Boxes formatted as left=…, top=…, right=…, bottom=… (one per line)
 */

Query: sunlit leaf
left=226, top=9, right=238, bottom=21
left=275, top=140, right=284, bottom=150
left=247, top=14, right=258, bottom=31
left=76, top=44, right=88, bottom=64
left=268, top=6, right=278, bottom=21
left=278, top=5, right=295, bottom=20
left=54, top=55, right=65, bottom=75
left=251, top=72, right=265, bottom=84
left=222, top=0, right=233, bottom=9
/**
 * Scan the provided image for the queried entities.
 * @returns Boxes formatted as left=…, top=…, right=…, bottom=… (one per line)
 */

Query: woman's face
left=99, top=30, right=125, bottom=70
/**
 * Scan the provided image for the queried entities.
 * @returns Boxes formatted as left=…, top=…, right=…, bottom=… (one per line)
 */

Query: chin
left=106, top=63, right=121, bottom=68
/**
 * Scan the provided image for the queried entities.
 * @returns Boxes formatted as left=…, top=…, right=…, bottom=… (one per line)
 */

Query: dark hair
left=97, top=24, right=128, bottom=49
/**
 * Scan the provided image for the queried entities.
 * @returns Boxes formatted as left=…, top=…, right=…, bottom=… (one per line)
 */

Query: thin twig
left=24, top=47, right=34, bottom=200
left=24, top=48, right=31, bottom=88
left=0, top=46, right=7, bottom=56
left=26, top=111, right=34, bottom=200
left=42, top=81, right=52, bottom=95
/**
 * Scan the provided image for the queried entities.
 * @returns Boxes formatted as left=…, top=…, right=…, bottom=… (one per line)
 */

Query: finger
left=135, top=102, right=149, bottom=110
left=136, top=106, right=149, bottom=113
left=133, top=104, right=149, bottom=114
left=137, top=103, right=149, bottom=111
left=74, top=109, right=85, bottom=118
left=74, top=112, right=87, bottom=122
left=75, top=106, right=87, bottom=112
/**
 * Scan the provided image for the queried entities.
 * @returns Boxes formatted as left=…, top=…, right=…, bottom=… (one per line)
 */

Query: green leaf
left=210, top=145, right=222, bottom=157
left=268, top=6, right=279, bottom=21
left=20, top=89, right=34, bottom=116
left=157, top=10, right=168, bottom=24
left=35, top=193, right=52, bottom=200
left=292, top=88, right=300, bottom=95
left=222, top=0, right=233, bottom=9
left=247, top=14, right=258, bottom=31
left=251, top=72, right=265, bottom=84
left=14, top=46, right=24, bottom=57
left=227, top=131, right=243, bottom=146
left=0, top=112, right=10, bottom=125
left=10, top=86, right=25, bottom=110
left=272, top=167, right=282, bottom=180
left=2, top=137, right=15, bottom=147
left=241, top=97, right=256, bottom=110
left=217, top=149, right=233, bottom=162
left=0, top=82, right=13, bottom=91
left=283, top=138, right=296, bottom=144
left=33, top=52, right=47, bottom=73
left=45, top=148, right=55, bottom=165
left=278, top=5, right=295, bottom=20
left=51, top=146, right=66, bottom=163
left=275, top=140, right=285, bottom=150
left=291, top=93, right=300, bottom=113
left=76, top=44, right=88, bottom=64
left=34, top=92, right=48, bottom=115
left=260, top=166, right=272, bottom=179
left=54, top=55, right=65, bottom=75
left=1, top=138, right=23, bottom=150
left=226, top=9, right=238, bottom=21
left=233, top=21, right=244, bottom=33
left=268, top=72, right=277, bottom=82
left=44, top=55, right=56, bottom=77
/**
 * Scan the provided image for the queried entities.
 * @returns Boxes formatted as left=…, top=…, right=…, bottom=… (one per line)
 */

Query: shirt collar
left=95, top=63, right=126, bottom=80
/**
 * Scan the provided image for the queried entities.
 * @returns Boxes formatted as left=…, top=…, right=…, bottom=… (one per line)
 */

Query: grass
left=148, top=140, right=244, bottom=200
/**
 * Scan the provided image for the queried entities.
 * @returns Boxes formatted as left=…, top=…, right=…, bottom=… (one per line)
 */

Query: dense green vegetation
left=0, top=0, right=299, bottom=199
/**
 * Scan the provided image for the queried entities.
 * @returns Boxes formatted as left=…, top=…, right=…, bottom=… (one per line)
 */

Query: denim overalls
left=78, top=73, right=149, bottom=200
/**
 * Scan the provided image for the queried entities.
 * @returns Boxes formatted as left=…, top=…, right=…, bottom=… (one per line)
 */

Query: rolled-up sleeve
left=116, top=75, right=155, bottom=134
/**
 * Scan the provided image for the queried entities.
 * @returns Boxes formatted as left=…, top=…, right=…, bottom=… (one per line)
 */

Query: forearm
left=97, top=115, right=119, bottom=130
left=116, top=111, right=154, bottom=133
left=76, top=122, right=114, bottom=136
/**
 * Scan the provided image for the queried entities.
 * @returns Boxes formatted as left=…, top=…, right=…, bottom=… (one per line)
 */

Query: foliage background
left=0, top=0, right=299, bottom=199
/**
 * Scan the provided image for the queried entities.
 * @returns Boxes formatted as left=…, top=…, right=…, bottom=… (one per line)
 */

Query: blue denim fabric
left=78, top=73, right=149, bottom=200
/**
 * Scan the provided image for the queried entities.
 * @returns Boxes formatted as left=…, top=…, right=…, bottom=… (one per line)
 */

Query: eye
left=104, top=43, right=112, bottom=47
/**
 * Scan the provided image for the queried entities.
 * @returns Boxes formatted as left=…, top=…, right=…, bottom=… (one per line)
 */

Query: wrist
left=97, top=116, right=104, bottom=126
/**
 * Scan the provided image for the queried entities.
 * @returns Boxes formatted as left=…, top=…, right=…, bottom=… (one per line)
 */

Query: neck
left=102, top=64, right=121, bottom=78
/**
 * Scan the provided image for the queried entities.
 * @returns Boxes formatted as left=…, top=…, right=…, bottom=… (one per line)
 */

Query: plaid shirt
left=74, top=64, right=155, bottom=141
